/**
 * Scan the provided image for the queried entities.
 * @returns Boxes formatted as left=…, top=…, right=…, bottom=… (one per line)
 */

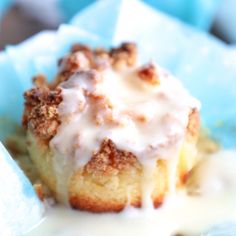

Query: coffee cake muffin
left=23, top=43, right=200, bottom=212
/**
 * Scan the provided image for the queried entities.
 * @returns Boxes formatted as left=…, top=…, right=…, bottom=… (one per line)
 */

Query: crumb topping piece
left=54, top=42, right=137, bottom=87
left=85, top=139, right=141, bottom=175
left=137, top=63, right=160, bottom=86
left=110, top=42, right=137, bottom=69
left=23, top=88, right=62, bottom=142
left=32, top=74, right=49, bottom=88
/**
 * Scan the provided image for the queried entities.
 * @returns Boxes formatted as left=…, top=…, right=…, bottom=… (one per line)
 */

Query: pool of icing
left=25, top=150, right=236, bottom=236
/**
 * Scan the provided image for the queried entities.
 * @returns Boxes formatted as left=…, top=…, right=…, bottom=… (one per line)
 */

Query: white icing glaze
left=188, top=150, right=236, bottom=195
left=26, top=150, right=236, bottom=236
left=50, top=63, right=200, bottom=206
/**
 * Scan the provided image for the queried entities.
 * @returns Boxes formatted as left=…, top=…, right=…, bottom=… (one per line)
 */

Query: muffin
left=23, top=43, right=200, bottom=212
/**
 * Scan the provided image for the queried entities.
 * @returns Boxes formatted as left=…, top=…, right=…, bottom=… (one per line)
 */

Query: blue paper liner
left=59, top=0, right=220, bottom=29
left=0, top=142, right=44, bottom=235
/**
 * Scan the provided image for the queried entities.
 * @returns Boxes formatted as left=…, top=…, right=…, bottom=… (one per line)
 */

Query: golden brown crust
left=70, top=190, right=140, bottom=213
left=69, top=193, right=127, bottom=213
left=23, top=87, right=62, bottom=142
left=69, top=139, right=142, bottom=212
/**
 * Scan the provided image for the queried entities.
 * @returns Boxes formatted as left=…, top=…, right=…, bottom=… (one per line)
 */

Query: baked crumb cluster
left=23, top=87, right=62, bottom=142
left=23, top=42, right=200, bottom=212
left=54, top=42, right=137, bottom=86
left=137, top=63, right=160, bottom=85
left=85, top=139, right=141, bottom=176
left=23, top=42, right=155, bottom=143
